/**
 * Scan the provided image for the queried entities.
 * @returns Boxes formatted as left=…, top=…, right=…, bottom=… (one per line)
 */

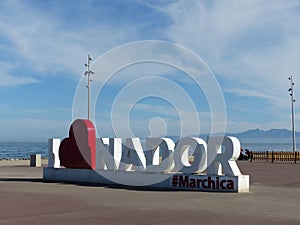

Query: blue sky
left=0, top=0, right=300, bottom=141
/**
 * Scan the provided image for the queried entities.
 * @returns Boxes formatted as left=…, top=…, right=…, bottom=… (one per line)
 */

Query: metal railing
left=249, top=151, right=300, bottom=163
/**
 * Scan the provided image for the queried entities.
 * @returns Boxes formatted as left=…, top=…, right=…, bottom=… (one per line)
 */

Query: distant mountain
left=230, top=128, right=300, bottom=139
left=167, top=128, right=300, bottom=141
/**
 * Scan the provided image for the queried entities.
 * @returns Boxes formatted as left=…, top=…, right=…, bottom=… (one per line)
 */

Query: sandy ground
left=0, top=159, right=48, bottom=167
left=0, top=160, right=299, bottom=225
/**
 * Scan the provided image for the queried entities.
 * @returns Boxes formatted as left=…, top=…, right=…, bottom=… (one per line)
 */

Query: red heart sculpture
left=59, top=119, right=96, bottom=169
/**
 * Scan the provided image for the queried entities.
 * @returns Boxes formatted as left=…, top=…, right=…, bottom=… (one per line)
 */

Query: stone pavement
left=0, top=161, right=299, bottom=225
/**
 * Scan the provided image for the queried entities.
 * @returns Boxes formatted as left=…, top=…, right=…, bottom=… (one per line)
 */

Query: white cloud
left=0, top=1, right=144, bottom=82
left=227, top=88, right=287, bottom=108
left=139, top=0, right=300, bottom=133
left=95, top=97, right=227, bottom=137
left=162, top=0, right=300, bottom=109
left=0, top=118, right=70, bottom=141
left=1, top=0, right=299, bottom=138
left=0, top=61, right=39, bottom=86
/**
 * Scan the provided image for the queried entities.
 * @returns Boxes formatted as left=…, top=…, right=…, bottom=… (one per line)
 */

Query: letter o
left=174, top=137, right=207, bottom=173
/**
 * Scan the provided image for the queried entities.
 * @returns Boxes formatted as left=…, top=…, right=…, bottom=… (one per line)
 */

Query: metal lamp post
left=288, top=75, right=296, bottom=152
left=84, top=53, right=95, bottom=120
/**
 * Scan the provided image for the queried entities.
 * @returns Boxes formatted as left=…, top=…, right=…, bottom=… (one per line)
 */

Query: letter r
left=207, top=136, right=241, bottom=176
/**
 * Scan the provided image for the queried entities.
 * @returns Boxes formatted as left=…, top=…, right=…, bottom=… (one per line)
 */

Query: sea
left=0, top=138, right=299, bottom=159
left=239, top=138, right=300, bottom=152
left=0, top=142, right=48, bottom=159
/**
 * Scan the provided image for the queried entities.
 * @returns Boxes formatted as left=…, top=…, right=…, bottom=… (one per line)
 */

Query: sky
left=0, top=0, right=300, bottom=141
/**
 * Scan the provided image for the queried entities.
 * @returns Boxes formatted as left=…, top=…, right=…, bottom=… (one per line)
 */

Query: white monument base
left=43, top=168, right=249, bottom=193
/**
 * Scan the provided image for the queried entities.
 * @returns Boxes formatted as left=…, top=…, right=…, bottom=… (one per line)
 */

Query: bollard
left=48, top=138, right=61, bottom=168
left=30, top=154, right=42, bottom=167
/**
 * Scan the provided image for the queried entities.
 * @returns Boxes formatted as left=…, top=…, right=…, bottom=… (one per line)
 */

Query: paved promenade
left=0, top=161, right=299, bottom=225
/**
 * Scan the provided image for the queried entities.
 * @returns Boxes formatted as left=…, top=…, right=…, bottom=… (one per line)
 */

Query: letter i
left=216, top=177, right=220, bottom=190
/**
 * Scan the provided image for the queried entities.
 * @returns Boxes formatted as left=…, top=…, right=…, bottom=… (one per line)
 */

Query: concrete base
left=43, top=168, right=249, bottom=192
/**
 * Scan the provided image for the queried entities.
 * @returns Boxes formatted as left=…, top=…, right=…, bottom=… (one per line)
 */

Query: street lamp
left=84, top=53, right=95, bottom=120
left=288, top=75, right=296, bottom=152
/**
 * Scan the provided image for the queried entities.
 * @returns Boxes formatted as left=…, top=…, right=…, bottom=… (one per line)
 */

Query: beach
left=0, top=160, right=299, bottom=225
